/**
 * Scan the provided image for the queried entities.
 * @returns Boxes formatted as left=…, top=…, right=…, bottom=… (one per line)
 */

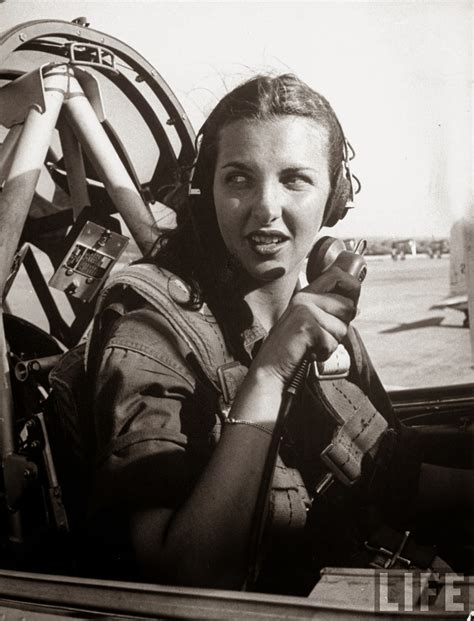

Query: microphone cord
left=245, top=359, right=310, bottom=589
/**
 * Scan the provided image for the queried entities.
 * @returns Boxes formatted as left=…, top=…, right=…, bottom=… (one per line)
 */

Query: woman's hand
left=252, top=264, right=361, bottom=387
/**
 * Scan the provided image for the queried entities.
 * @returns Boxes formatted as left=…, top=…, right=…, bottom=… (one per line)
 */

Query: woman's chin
left=257, top=266, right=287, bottom=281
left=234, top=253, right=301, bottom=286
left=242, top=262, right=289, bottom=284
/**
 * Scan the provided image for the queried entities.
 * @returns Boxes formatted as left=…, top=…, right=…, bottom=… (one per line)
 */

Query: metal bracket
left=0, top=66, right=46, bottom=128
left=3, top=243, right=29, bottom=301
left=365, top=531, right=412, bottom=569
left=67, top=41, right=118, bottom=74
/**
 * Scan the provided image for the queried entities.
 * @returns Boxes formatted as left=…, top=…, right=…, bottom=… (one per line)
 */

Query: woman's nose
left=252, top=180, right=284, bottom=224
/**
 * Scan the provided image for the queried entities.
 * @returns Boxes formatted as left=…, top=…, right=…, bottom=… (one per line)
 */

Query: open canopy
left=0, top=18, right=195, bottom=265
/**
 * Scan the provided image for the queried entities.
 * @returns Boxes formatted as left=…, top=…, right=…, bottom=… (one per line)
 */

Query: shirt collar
left=230, top=276, right=303, bottom=359
left=241, top=316, right=267, bottom=358
left=226, top=296, right=267, bottom=359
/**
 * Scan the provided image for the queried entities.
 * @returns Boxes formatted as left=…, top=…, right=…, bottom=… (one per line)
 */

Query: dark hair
left=151, top=73, right=348, bottom=313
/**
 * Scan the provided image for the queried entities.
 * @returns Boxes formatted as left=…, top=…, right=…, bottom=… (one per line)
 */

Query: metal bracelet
left=225, top=418, right=273, bottom=435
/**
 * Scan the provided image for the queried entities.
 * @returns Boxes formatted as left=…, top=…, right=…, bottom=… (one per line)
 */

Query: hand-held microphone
left=306, top=236, right=368, bottom=284
left=287, top=237, right=367, bottom=396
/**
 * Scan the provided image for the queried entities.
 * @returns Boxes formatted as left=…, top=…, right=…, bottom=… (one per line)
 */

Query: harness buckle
left=313, top=344, right=350, bottom=380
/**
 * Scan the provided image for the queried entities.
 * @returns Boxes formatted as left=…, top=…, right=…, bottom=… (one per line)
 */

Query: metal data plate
left=49, top=221, right=129, bottom=302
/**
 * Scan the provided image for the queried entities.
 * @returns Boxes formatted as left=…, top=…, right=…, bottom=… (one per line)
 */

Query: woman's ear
left=322, top=166, right=352, bottom=228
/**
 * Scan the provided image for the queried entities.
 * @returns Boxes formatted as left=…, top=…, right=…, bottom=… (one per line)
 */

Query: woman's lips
left=246, top=232, right=289, bottom=256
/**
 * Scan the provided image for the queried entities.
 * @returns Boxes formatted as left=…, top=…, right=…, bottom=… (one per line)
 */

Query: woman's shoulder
left=90, top=262, right=235, bottom=390
left=101, top=262, right=195, bottom=308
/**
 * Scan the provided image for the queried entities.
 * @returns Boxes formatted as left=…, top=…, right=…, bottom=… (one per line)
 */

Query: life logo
left=375, top=572, right=472, bottom=614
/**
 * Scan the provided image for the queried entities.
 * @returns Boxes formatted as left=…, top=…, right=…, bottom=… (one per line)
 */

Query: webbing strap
left=311, top=377, right=388, bottom=486
left=90, top=264, right=234, bottom=389
left=269, top=459, right=312, bottom=532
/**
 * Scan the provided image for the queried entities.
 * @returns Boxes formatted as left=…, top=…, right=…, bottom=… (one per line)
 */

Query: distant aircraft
left=425, top=238, right=449, bottom=259
left=431, top=219, right=470, bottom=326
left=390, top=239, right=417, bottom=260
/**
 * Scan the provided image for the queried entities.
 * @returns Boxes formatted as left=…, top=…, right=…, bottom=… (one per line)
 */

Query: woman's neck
left=243, top=273, right=299, bottom=333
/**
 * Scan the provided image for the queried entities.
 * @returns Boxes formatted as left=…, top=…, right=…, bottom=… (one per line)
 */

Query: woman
left=85, top=74, right=471, bottom=594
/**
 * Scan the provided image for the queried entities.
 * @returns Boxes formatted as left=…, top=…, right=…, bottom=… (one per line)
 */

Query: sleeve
left=88, top=307, right=220, bottom=519
left=345, top=326, right=423, bottom=528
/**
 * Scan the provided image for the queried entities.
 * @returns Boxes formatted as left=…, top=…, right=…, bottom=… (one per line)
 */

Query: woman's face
left=213, top=116, right=331, bottom=285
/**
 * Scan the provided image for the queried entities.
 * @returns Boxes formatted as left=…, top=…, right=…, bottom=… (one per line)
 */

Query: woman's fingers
left=292, top=291, right=355, bottom=324
left=306, top=265, right=362, bottom=304
left=289, top=302, right=349, bottom=359
left=253, top=265, right=362, bottom=384
left=307, top=323, right=341, bottom=362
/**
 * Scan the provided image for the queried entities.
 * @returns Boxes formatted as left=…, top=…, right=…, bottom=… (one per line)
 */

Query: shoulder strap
left=87, top=263, right=245, bottom=396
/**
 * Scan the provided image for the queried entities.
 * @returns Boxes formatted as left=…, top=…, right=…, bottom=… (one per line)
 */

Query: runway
left=354, top=256, right=472, bottom=389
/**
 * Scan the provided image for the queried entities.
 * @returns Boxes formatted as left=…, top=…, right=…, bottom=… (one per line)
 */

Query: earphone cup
left=322, top=165, right=352, bottom=228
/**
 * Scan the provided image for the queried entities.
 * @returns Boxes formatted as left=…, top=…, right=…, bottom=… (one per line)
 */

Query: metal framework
left=0, top=20, right=195, bottom=551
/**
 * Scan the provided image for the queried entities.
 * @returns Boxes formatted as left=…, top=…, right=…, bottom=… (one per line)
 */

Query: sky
left=0, top=0, right=472, bottom=238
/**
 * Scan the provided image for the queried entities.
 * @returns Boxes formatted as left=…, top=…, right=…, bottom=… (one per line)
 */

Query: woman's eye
left=282, top=175, right=312, bottom=189
left=225, top=173, right=250, bottom=187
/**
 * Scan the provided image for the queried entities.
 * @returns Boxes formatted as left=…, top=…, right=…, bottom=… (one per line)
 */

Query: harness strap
left=88, top=264, right=235, bottom=390
left=270, top=459, right=312, bottom=533
left=311, top=375, right=389, bottom=486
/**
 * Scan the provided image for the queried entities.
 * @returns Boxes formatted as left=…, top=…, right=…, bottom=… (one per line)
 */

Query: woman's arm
left=123, top=265, right=361, bottom=588
left=130, top=365, right=282, bottom=588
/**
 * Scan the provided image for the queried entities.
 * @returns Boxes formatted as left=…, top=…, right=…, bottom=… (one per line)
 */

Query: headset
left=322, top=138, right=361, bottom=227
left=187, top=117, right=361, bottom=229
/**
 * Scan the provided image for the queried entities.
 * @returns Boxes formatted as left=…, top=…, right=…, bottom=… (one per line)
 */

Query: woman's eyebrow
left=220, top=161, right=253, bottom=170
left=220, top=163, right=320, bottom=173
left=281, top=166, right=319, bottom=173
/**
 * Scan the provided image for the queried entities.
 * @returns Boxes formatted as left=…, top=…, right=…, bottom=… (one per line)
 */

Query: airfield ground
left=6, top=252, right=473, bottom=391
left=353, top=256, right=472, bottom=389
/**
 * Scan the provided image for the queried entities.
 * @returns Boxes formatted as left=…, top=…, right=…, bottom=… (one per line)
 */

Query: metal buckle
left=313, top=344, right=350, bottom=381
left=314, top=364, right=349, bottom=381
left=365, top=530, right=412, bottom=569
left=319, top=445, right=355, bottom=486
left=314, top=472, right=335, bottom=496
